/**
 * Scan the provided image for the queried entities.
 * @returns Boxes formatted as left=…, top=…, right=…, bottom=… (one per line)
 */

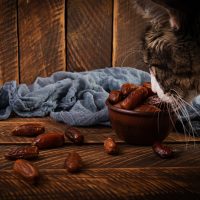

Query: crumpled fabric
left=0, top=66, right=199, bottom=136
left=0, top=67, right=150, bottom=126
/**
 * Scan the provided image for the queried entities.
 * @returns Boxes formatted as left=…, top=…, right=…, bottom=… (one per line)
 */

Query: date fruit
left=120, top=86, right=148, bottom=110
left=113, top=102, right=122, bottom=108
left=64, top=151, right=83, bottom=173
left=152, top=142, right=174, bottom=159
left=109, top=90, right=122, bottom=104
left=104, top=137, right=119, bottom=155
left=5, top=146, right=39, bottom=160
left=32, top=132, right=65, bottom=149
left=143, top=82, right=155, bottom=97
left=12, top=124, right=45, bottom=137
left=121, top=83, right=138, bottom=96
left=65, top=128, right=84, bottom=145
left=13, top=159, right=39, bottom=184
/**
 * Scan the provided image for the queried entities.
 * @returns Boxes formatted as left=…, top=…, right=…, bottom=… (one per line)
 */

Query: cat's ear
left=151, top=0, right=181, bottom=30
left=134, top=0, right=198, bottom=30
left=133, top=0, right=169, bottom=27
left=151, top=0, right=199, bottom=30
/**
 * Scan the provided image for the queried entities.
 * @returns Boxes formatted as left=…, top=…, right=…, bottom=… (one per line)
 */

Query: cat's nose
left=150, top=72, right=173, bottom=103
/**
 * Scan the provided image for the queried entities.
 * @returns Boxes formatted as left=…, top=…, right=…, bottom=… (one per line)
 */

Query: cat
left=133, top=0, right=200, bottom=107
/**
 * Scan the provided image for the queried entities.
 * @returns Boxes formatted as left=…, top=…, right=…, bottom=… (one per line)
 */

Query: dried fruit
left=113, top=102, right=122, bottom=108
left=32, top=132, right=65, bottom=149
left=5, top=146, right=39, bottom=160
left=121, top=83, right=138, bottom=96
left=65, top=128, right=84, bottom=145
left=104, top=137, right=119, bottom=155
left=64, top=151, right=83, bottom=173
left=109, top=90, right=123, bottom=104
left=143, top=82, right=155, bottom=97
left=152, top=142, right=174, bottom=159
left=12, top=124, right=45, bottom=137
left=120, top=86, right=149, bottom=110
left=13, top=159, right=39, bottom=184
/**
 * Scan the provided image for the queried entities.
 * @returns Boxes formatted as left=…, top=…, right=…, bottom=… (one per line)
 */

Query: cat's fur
left=133, top=0, right=200, bottom=103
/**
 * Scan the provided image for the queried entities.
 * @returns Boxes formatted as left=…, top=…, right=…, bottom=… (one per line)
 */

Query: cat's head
left=134, top=0, right=200, bottom=104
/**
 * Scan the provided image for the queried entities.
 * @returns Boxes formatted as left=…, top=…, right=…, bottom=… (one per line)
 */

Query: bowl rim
left=106, top=99, right=174, bottom=116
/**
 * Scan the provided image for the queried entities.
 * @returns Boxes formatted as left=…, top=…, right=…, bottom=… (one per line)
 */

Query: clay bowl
left=106, top=99, right=175, bottom=145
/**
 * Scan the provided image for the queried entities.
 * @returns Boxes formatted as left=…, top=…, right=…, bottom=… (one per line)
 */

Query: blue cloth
left=0, top=67, right=199, bottom=136
left=0, top=67, right=150, bottom=126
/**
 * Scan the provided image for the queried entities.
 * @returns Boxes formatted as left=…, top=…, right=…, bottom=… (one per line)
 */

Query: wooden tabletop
left=0, top=117, right=200, bottom=200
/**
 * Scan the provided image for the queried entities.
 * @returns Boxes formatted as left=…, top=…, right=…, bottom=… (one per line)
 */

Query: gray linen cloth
left=0, top=67, right=199, bottom=136
left=0, top=67, right=150, bottom=126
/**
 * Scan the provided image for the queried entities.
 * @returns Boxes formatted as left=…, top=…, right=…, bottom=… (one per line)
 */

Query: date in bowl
left=106, top=99, right=174, bottom=145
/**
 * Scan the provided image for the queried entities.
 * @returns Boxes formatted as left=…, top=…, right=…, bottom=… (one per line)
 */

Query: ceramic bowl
left=106, top=99, right=174, bottom=145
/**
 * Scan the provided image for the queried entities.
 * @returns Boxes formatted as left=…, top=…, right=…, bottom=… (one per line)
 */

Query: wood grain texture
left=1, top=143, right=200, bottom=170
left=18, top=0, right=66, bottom=84
left=66, top=0, right=113, bottom=71
left=0, top=117, right=117, bottom=144
left=0, top=168, right=200, bottom=200
left=0, top=117, right=199, bottom=199
left=0, top=0, right=18, bottom=84
left=0, top=117, right=199, bottom=144
left=112, top=0, right=148, bottom=71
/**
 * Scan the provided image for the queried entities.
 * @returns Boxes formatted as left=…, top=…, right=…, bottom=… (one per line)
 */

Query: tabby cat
left=133, top=0, right=200, bottom=106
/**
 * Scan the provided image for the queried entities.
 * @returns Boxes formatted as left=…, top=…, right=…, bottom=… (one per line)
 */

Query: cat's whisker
left=179, top=110, right=196, bottom=149
left=176, top=98, right=197, bottom=147
left=177, top=101, right=194, bottom=135
left=170, top=89, right=198, bottom=141
left=166, top=101, right=178, bottom=133
left=173, top=95, right=197, bottom=148
left=171, top=88, right=200, bottom=118
left=120, top=50, right=142, bottom=67
left=180, top=98, right=200, bottom=119
left=176, top=101, right=191, bottom=136
left=174, top=93, right=198, bottom=137
left=170, top=96, right=190, bottom=148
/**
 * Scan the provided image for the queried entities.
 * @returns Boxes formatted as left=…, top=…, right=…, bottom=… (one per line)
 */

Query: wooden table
left=0, top=117, right=200, bottom=200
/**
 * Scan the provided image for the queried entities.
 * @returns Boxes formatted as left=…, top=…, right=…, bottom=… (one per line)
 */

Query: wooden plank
left=112, top=0, right=148, bottom=71
left=18, top=0, right=66, bottom=84
left=66, top=0, right=113, bottom=71
left=0, top=117, right=117, bottom=144
left=0, top=0, right=18, bottom=84
left=1, top=143, right=200, bottom=170
left=0, top=117, right=199, bottom=144
left=0, top=168, right=199, bottom=200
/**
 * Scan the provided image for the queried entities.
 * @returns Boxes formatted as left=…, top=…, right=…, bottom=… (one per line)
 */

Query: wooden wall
left=0, top=0, right=147, bottom=84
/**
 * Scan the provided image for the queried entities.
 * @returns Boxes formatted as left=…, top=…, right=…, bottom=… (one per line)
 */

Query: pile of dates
left=108, top=82, right=174, bottom=158
left=109, top=82, right=171, bottom=112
